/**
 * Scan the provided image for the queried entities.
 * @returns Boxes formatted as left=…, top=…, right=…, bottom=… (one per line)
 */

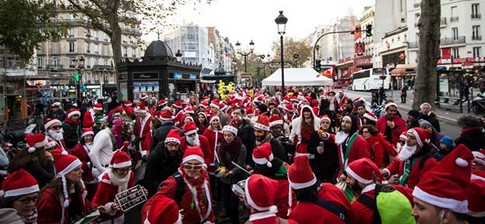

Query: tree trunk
left=412, top=0, right=441, bottom=109
left=106, top=2, right=123, bottom=99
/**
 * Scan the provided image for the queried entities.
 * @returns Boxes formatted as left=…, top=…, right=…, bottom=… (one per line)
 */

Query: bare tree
left=413, top=0, right=441, bottom=109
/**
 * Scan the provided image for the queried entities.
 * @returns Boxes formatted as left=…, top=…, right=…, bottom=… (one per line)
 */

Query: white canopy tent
left=262, top=67, right=333, bottom=87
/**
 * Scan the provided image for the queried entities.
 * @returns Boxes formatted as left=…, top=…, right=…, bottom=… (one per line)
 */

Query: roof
left=144, top=40, right=173, bottom=58
left=262, top=67, right=333, bottom=86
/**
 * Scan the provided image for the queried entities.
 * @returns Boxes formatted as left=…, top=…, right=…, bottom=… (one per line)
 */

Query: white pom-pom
left=381, top=180, right=389, bottom=185
left=28, top=147, right=36, bottom=153
left=455, top=158, right=469, bottom=167
left=267, top=162, right=272, bottom=168
left=61, top=150, right=68, bottom=155
left=269, top=205, right=278, bottom=214
left=63, top=199, right=70, bottom=208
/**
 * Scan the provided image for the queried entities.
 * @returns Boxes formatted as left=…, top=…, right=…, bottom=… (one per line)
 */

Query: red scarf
left=179, top=165, right=210, bottom=218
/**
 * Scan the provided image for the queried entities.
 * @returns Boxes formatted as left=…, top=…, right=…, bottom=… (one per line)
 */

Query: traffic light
left=315, top=59, right=322, bottom=72
left=365, top=24, right=372, bottom=37
left=75, top=73, right=81, bottom=82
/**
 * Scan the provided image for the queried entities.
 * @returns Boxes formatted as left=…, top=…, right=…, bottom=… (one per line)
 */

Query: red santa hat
left=244, top=174, right=278, bottom=213
left=140, top=94, right=148, bottom=101
left=52, top=102, right=61, bottom=107
left=209, top=115, right=220, bottom=123
left=269, top=114, right=283, bottom=127
left=53, top=153, right=82, bottom=208
left=143, top=195, right=181, bottom=224
left=172, top=100, right=183, bottom=109
left=253, top=95, right=264, bottom=103
left=210, top=100, right=220, bottom=109
left=472, top=150, right=485, bottom=166
left=135, top=103, right=147, bottom=114
left=288, top=155, right=317, bottom=190
left=182, top=146, right=204, bottom=164
left=320, top=115, right=331, bottom=123
left=124, top=100, right=132, bottom=107
left=363, top=112, right=377, bottom=122
left=399, top=131, right=408, bottom=141
left=184, top=106, right=195, bottom=115
left=245, top=107, right=255, bottom=116
left=254, top=115, right=270, bottom=132
left=164, top=129, right=181, bottom=145
left=338, top=89, right=345, bottom=94
left=199, top=101, right=208, bottom=109
left=67, top=108, right=81, bottom=118
left=384, top=102, right=398, bottom=111
left=159, top=109, right=174, bottom=121
left=93, top=103, right=103, bottom=111
left=157, top=99, right=167, bottom=107
left=346, top=158, right=384, bottom=184
left=284, top=103, right=294, bottom=112
left=413, top=144, right=475, bottom=214
left=25, top=133, right=47, bottom=153
left=467, top=179, right=485, bottom=217
left=407, top=127, right=431, bottom=147
left=252, top=142, right=274, bottom=168
left=44, top=118, right=61, bottom=130
left=1, top=169, right=39, bottom=198
left=81, top=127, right=94, bottom=138
left=222, top=125, right=238, bottom=136
left=110, top=150, right=132, bottom=168
left=183, top=122, right=198, bottom=136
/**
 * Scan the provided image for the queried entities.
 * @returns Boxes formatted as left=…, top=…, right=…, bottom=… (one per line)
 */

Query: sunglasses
left=183, top=163, right=203, bottom=170
left=51, top=125, right=62, bottom=130
left=114, top=167, right=131, bottom=173
left=16, top=195, right=39, bottom=205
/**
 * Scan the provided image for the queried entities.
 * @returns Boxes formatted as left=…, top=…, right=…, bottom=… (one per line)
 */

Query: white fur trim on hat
left=4, top=185, right=40, bottom=198
left=385, top=102, right=398, bottom=111
left=164, top=137, right=181, bottom=145
left=57, top=159, right=82, bottom=177
left=252, top=154, right=274, bottom=167
left=346, top=166, right=372, bottom=184
left=363, top=113, right=377, bottom=122
left=68, top=110, right=81, bottom=118
left=413, top=186, right=468, bottom=214
left=253, top=123, right=270, bottom=132
left=45, top=119, right=61, bottom=130
left=182, top=155, right=204, bottom=164
left=112, top=161, right=132, bottom=169
left=407, top=129, right=423, bottom=147
left=289, top=175, right=317, bottom=190
left=93, top=105, right=103, bottom=111
left=222, top=125, right=238, bottom=136
left=270, top=120, right=284, bottom=127
left=245, top=178, right=277, bottom=212
left=210, top=102, right=220, bottom=109
left=81, top=131, right=94, bottom=138
left=184, top=129, right=198, bottom=136
left=52, top=102, right=61, bottom=107
left=472, top=151, right=485, bottom=166
left=209, top=116, right=220, bottom=123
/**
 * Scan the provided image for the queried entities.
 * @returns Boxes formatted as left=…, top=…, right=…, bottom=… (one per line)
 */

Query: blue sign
left=174, top=73, right=182, bottom=79
left=189, top=74, right=197, bottom=79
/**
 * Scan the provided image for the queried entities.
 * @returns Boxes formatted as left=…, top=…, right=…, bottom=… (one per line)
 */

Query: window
left=472, top=25, right=481, bottom=40
left=52, top=57, right=60, bottom=67
left=472, top=3, right=480, bottom=18
left=69, top=57, right=76, bottom=68
left=37, top=58, right=43, bottom=68
left=450, top=6, right=459, bottom=21
left=69, top=42, right=75, bottom=52
left=473, top=47, right=481, bottom=58
left=68, top=28, right=75, bottom=37
left=452, top=27, right=459, bottom=39
left=86, top=43, right=91, bottom=53
left=452, top=48, right=460, bottom=58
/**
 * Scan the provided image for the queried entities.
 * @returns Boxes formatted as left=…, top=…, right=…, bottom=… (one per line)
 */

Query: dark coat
left=62, top=118, right=80, bottom=150
left=455, top=127, right=485, bottom=151
left=24, top=159, right=55, bottom=189
left=420, top=112, right=441, bottom=132
left=270, top=138, right=289, bottom=163
left=142, top=143, right=183, bottom=197
left=236, top=119, right=256, bottom=165
left=150, top=121, right=182, bottom=151
left=308, top=131, right=339, bottom=183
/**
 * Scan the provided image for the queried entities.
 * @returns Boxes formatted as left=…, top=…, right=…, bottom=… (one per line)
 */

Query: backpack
left=158, top=172, right=186, bottom=206
left=357, top=184, right=415, bottom=224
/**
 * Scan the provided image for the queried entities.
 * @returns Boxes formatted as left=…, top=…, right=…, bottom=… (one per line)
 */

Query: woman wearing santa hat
left=70, top=127, right=97, bottom=201
left=37, top=153, right=92, bottom=224
left=91, top=150, right=135, bottom=224
left=0, top=169, right=40, bottom=223
left=8, top=133, right=55, bottom=189
left=289, top=105, right=321, bottom=156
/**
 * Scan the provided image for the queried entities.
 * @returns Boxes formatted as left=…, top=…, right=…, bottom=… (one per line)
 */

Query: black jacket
left=455, top=127, right=485, bottom=151
left=269, top=138, right=289, bottom=163
left=150, top=121, right=181, bottom=151
left=420, top=112, right=441, bottom=132
left=62, top=118, right=80, bottom=150
left=307, top=131, right=339, bottom=183
left=142, top=144, right=183, bottom=197
left=237, top=119, right=256, bottom=165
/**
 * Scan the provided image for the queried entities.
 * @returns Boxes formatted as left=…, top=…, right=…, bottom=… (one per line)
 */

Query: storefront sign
left=189, top=73, right=197, bottom=79
left=133, top=72, right=159, bottom=80
left=353, top=55, right=373, bottom=67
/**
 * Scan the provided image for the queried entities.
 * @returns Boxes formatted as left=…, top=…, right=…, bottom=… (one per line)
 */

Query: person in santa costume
left=180, top=122, right=213, bottom=167
left=82, top=103, right=103, bottom=129
left=44, top=118, right=69, bottom=153
left=89, top=117, right=116, bottom=177
left=134, top=102, right=152, bottom=159
left=466, top=150, right=485, bottom=223
left=8, top=133, right=55, bottom=189
left=289, top=105, right=320, bottom=156
left=157, top=146, right=215, bottom=224
left=202, top=115, right=223, bottom=172
left=337, top=89, right=348, bottom=110
left=269, top=114, right=295, bottom=160
left=123, top=100, right=134, bottom=117
left=209, top=99, right=229, bottom=126
left=345, top=158, right=414, bottom=224
left=0, top=169, right=40, bottom=223
left=37, top=153, right=92, bottom=224
left=382, top=127, right=438, bottom=189
left=141, top=194, right=183, bottom=224
left=151, top=107, right=179, bottom=150
left=62, top=108, right=81, bottom=150
left=412, top=144, right=475, bottom=224
left=376, top=102, right=407, bottom=145
left=252, top=142, right=291, bottom=219
left=253, top=115, right=288, bottom=164
left=70, top=127, right=97, bottom=201
left=230, top=106, right=256, bottom=168
left=360, top=124, right=397, bottom=168
left=307, top=116, right=339, bottom=183
left=288, top=155, right=352, bottom=224
left=92, top=150, right=135, bottom=224
left=242, top=174, right=297, bottom=224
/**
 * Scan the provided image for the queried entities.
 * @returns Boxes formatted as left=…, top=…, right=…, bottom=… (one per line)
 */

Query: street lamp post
left=73, top=56, right=85, bottom=102
left=175, top=50, right=183, bottom=62
left=275, top=11, right=288, bottom=94
left=235, top=40, right=254, bottom=73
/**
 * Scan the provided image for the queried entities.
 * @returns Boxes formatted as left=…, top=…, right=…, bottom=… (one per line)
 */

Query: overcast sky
left=146, top=0, right=375, bottom=54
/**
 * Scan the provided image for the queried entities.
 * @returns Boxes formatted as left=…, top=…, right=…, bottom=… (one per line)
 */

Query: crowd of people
left=1, top=87, right=485, bottom=224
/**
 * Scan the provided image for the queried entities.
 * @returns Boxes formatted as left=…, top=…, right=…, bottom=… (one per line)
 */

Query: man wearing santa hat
left=150, top=107, right=180, bottom=150
left=209, top=99, right=229, bottom=126
left=411, top=144, right=475, bottom=224
left=230, top=106, right=256, bottom=166
left=143, top=129, right=183, bottom=197
left=345, top=158, right=414, bottom=224
left=44, top=118, right=68, bottom=153
left=253, top=115, right=288, bottom=164
left=466, top=150, right=485, bottom=223
left=141, top=194, right=182, bottom=224
left=134, top=102, right=152, bottom=159
left=381, top=127, right=438, bottom=189
left=337, top=89, right=348, bottom=110
left=92, top=150, right=135, bottom=224
left=376, top=102, right=407, bottom=145
left=1, top=169, right=40, bottom=223
left=288, top=155, right=352, bottom=223
left=62, top=108, right=81, bottom=150
left=47, top=101, right=67, bottom=121
left=157, top=146, right=215, bottom=223
left=180, top=122, right=212, bottom=167
left=82, top=102, right=104, bottom=130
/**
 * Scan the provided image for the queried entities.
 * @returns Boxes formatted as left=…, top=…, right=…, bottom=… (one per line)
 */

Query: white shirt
left=89, top=128, right=114, bottom=174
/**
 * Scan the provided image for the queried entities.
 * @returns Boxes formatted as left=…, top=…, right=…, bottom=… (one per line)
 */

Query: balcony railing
left=440, top=17, right=447, bottom=26
left=472, top=35, right=482, bottom=41
left=450, top=16, right=459, bottom=22
left=471, top=14, right=481, bottom=19
left=440, top=36, right=466, bottom=45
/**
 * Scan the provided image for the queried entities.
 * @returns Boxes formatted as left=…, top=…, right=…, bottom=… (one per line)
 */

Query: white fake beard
left=48, top=129, right=64, bottom=141
left=397, top=144, right=417, bottom=161
left=187, top=136, right=200, bottom=146
left=86, top=142, right=93, bottom=146
left=335, top=131, right=349, bottom=145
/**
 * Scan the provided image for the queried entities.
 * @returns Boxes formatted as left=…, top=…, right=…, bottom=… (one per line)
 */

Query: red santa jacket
left=376, top=115, right=407, bottom=145
left=83, top=109, right=95, bottom=128
left=180, top=135, right=213, bottom=166
left=202, top=128, right=222, bottom=165
left=91, top=171, right=135, bottom=222
left=274, top=178, right=291, bottom=219
left=289, top=183, right=353, bottom=224
left=384, top=155, right=437, bottom=189
left=70, top=143, right=96, bottom=183
left=135, top=114, right=153, bottom=156
left=327, top=133, right=371, bottom=171
left=338, top=95, right=348, bottom=109
left=156, top=175, right=215, bottom=224
left=366, top=134, right=397, bottom=168
left=350, top=184, right=413, bottom=224
left=249, top=212, right=298, bottom=224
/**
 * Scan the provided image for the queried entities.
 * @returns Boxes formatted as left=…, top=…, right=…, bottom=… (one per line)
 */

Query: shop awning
left=390, top=64, right=417, bottom=76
